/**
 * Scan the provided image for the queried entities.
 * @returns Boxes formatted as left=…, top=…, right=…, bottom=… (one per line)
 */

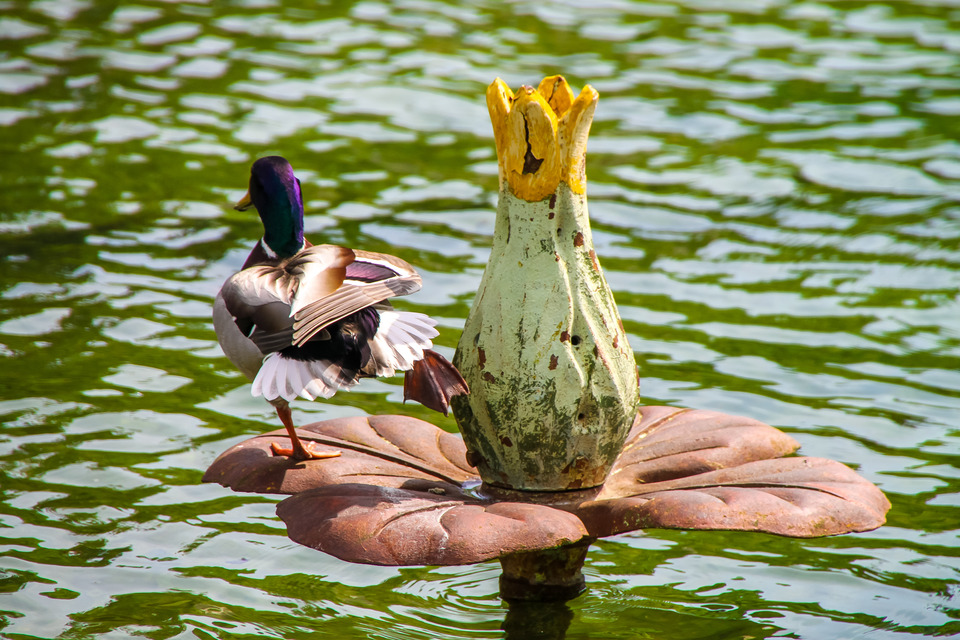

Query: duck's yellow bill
left=234, top=190, right=253, bottom=211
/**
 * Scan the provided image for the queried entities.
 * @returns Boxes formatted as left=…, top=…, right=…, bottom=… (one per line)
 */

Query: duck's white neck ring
left=259, top=238, right=278, bottom=259
left=260, top=237, right=306, bottom=259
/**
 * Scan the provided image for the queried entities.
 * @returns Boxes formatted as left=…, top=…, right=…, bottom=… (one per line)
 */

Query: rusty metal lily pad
left=278, top=484, right=589, bottom=565
left=203, top=406, right=890, bottom=566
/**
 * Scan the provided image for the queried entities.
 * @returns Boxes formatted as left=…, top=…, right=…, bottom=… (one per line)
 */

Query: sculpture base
left=498, top=540, right=593, bottom=602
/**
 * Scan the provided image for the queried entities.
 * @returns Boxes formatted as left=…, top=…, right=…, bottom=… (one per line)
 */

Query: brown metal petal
left=277, top=483, right=589, bottom=565
left=201, top=414, right=476, bottom=495
left=598, top=406, right=800, bottom=498
left=577, top=456, right=890, bottom=537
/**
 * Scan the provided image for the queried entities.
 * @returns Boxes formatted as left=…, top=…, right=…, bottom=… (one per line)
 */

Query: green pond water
left=1, top=0, right=959, bottom=637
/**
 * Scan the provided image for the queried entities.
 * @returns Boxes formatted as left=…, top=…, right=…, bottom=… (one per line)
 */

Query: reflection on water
left=1, top=0, right=958, bottom=638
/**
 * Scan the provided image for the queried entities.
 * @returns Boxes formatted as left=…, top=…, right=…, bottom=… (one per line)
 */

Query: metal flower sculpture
left=204, top=76, right=890, bottom=601
left=451, top=78, right=639, bottom=491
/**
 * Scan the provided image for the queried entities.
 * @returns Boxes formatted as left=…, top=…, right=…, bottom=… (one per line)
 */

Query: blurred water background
left=1, top=0, right=959, bottom=638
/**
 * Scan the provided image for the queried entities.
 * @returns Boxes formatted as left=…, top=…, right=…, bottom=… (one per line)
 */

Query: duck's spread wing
left=291, top=250, right=423, bottom=347
left=219, top=245, right=354, bottom=353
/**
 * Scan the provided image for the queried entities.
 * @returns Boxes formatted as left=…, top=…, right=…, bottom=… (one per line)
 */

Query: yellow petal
left=503, top=86, right=561, bottom=202
left=537, top=75, right=575, bottom=119
left=486, top=78, right=513, bottom=163
left=559, top=84, right=598, bottom=195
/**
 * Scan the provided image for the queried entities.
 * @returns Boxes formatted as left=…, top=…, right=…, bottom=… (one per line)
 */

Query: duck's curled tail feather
left=403, top=349, right=469, bottom=415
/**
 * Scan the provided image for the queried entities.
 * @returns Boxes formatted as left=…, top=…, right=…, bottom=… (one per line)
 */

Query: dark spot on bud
left=521, top=116, right=544, bottom=174
left=473, top=333, right=479, bottom=346
left=500, top=435, right=513, bottom=447
left=560, top=331, right=570, bottom=342
left=613, top=334, right=618, bottom=348
left=574, top=232, right=584, bottom=247
left=549, top=193, right=557, bottom=209
left=571, top=335, right=581, bottom=346
left=548, top=211, right=555, bottom=219
left=478, top=347, right=486, bottom=369
left=577, top=413, right=585, bottom=421
left=465, top=450, right=483, bottom=468
left=549, top=354, right=558, bottom=370
left=523, top=152, right=544, bottom=175
left=482, top=371, right=496, bottom=383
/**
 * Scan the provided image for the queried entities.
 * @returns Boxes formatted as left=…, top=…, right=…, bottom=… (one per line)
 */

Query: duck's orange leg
left=270, top=404, right=342, bottom=460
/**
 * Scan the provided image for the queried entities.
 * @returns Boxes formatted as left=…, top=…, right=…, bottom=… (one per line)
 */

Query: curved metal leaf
left=277, top=483, right=589, bottom=565
left=599, top=406, right=800, bottom=498
left=202, top=414, right=476, bottom=494
left=578, top=456, right=890, bottom=538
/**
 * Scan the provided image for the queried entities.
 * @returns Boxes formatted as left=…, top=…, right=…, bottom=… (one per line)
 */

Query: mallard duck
left=213, top=156, right=468, bottom=460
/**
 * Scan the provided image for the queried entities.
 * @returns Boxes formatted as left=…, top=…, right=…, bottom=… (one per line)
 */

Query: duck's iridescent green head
left=235, top=156, right=305, bottom=259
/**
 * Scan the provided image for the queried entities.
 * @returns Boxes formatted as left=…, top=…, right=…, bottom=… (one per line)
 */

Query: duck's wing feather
left=219, top=245, right=354, bottom=352
left=291, top=250, right=422, bottom=347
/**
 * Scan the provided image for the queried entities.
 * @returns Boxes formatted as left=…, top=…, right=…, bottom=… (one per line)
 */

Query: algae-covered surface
left=1, top=1, right=958, bottom=638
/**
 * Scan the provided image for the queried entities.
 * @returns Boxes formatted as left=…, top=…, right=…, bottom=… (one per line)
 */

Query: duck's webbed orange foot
left=270, top=440, right=342, bottom=460
left=271, top=403, right=342, bottom=460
